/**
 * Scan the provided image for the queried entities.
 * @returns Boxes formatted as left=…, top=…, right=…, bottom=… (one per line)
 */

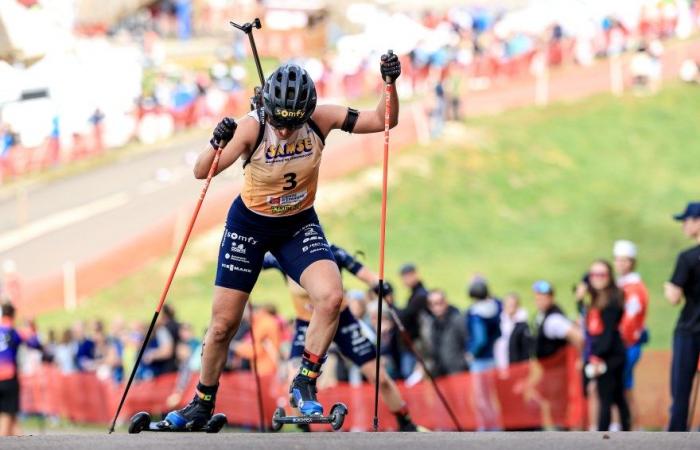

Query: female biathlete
left=163, top=53, right=401, bottom=429
left=262, top=245, right=424, bottom=431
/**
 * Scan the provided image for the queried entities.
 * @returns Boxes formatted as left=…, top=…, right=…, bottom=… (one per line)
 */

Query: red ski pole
left=108, top=143, right=224, bottom=433
left=372, top=50, right=394, bottom=432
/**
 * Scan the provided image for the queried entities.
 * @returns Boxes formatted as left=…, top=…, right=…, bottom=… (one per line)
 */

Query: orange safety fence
left=20, top=347, right=589, bottom=431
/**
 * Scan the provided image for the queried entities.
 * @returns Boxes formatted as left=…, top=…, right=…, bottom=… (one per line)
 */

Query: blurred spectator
left=347, top=289, right=374, bottom=338
left=54, top=329, right=77, bottom=374
left=429, top=80, right=446, bottom=139
left=679, top=58, right=700, bottom=84
left=167, top=323, right=204, bottom=410
left=398, top=263, right=429, bottom=380
left=40, top=329, right=57, bottom=364
left=0, top=124, right=17, bottom=158
left=577, top=260, right=630, bottom=432
left=365, top=283, right=404, bottom=382
left=420, top=289, right=468, bottom=377
left=494, top=292, right=532, bottom=370
left=72, top=321, right=96, bottom=372
left=367, top=298, right=399, bottom=380
left=466, top=277, right=502, bottom=368
left=629, top=41, right=663, bottom=94
left=230, top=304, right=282, bottom=377
left=0, top=302, right=40, bottom=437
left=534, top=280, right=583, bottom=357
left=92, top=320, right=124, bottom=383
left=613, top=240, right=649, bottom=430
left=465, top=277, right=502, bottom=431
left=533, top=280, right=583, bottom=430
left=664, top=202, right=700, bottom=431
left=142, top=305, right=179, bottom=378
left=445, top=62, right=463, bottom=121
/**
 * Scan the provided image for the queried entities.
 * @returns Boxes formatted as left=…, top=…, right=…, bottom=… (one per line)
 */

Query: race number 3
left=283, top=172, right=297, bottom=190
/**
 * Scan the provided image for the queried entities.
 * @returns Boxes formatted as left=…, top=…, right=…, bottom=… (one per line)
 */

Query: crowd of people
left=3, top=1, right=700, bottom=182
left=3, top=200, right=700, bottom=432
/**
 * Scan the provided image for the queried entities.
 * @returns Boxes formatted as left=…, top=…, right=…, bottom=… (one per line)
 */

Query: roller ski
left=271, top=357, right=348, bottom=431
left=129, top=390, right=226, bottom=433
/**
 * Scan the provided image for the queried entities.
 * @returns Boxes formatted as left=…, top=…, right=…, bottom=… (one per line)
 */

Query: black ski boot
left=162, top=385, right=216, bottom=430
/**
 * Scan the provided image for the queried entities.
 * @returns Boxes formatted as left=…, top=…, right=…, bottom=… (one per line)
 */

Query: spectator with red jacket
left=577, top=260, right=630, bottom=431
left=613, top=240, right=649, bottom=429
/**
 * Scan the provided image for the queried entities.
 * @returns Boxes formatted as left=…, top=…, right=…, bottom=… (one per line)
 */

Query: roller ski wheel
left=329, top=403, right=348, bottom=431
left=271, top=407, right=285, bottom=432
left=204, top=413, right=227, bottom=433
left=270, top=403, right=348, bottom=431
left=128, top=411, right=151, bottom=434
left=127, top=411, right=227, bottom=433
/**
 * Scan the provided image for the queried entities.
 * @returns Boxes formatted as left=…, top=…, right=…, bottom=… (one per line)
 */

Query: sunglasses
left=589, top=271, right=609, bottom=278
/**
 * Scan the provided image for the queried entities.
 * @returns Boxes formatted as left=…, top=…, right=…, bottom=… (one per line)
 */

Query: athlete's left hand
left=210, top=117, right=237, bottom=149
left=380, top=51, right=401, bottom=84
left=372, top=281, right=394, bottom=300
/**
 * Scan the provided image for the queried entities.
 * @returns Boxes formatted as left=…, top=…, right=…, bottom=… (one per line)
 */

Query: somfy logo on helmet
left=274, top=107, right=305, bottom=119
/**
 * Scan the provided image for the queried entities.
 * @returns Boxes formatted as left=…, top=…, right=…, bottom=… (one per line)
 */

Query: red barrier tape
left=20, top=347, right=585, bottom=431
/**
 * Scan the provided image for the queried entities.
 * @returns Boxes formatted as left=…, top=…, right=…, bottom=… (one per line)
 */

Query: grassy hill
left=37, top=82, right=700, bottom=349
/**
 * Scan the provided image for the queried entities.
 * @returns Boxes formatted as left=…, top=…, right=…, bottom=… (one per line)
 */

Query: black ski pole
left=230, top=19, right=265, bottom=86
left=386, top=303, right=464, bottom=431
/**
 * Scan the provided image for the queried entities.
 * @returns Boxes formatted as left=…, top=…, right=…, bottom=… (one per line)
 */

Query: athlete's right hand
left=210, top=117, right=237, bottom=148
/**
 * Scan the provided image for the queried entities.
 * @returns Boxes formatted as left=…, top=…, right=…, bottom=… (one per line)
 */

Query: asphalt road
left=1, top=432, right=698, bottom=450
left=0, top=130, right=241, bottom=280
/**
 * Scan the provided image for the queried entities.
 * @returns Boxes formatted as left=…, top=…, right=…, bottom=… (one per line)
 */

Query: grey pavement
left=1, top=432, right=699, bottom=450
left=0, top=130, right=241, bottom=280
left=0, top=127, right=349, bottom=281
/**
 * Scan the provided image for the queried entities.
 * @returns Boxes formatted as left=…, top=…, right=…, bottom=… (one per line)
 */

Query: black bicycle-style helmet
left=262, top=63, right=317, bottom=129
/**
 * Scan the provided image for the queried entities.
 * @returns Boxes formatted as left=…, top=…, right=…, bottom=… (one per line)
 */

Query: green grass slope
left=37, top=82, right=700, bottom=349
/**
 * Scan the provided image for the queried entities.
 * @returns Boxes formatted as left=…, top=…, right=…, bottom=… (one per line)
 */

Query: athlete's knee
left=314, top=287, right=343, bottom=318
left=208, top=318, right=237, bottom=345
left=378, top=369, right=393, bottom=390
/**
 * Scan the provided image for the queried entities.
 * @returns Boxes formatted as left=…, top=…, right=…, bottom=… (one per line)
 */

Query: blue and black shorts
left=290, top=308, right=376, bottom=367
left=215, top=196, right=335, bottom=293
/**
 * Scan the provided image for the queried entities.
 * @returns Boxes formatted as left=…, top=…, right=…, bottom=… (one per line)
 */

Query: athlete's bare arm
left=193, top=115, right=260, bottom=179
left=355, top=266, right=380, bottom=287
left=311, top=82, right=399, bottom=137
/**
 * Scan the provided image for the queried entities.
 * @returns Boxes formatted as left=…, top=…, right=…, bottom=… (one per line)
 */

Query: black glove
left=380, top=51, right=401, bottom=84
left=210, top=117, right=236, bottom=148
left=372, top=281, right=394, bottom=297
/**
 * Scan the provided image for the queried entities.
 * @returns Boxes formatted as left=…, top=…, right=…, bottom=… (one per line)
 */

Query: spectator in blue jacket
left=466, top=277, right=502, bottom=370
left=466, top=276, right=503, bottom=431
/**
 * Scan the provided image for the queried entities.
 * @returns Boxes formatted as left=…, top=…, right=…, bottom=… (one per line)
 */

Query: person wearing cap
left=613, top=239, right=649, bottom=429
left=665, top=202, right=700, bottom=431
left=398, top=263, right=430, bottom=379
left=533, top=280, right=583, bottom=430
left=465, top=276, right=503, bottom=431
left=533, top=280, right=583, bottom=358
